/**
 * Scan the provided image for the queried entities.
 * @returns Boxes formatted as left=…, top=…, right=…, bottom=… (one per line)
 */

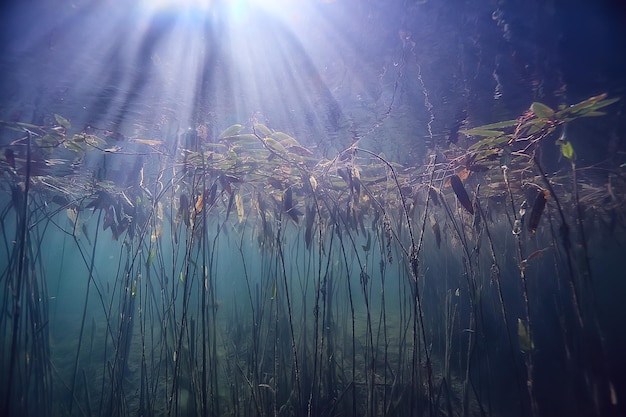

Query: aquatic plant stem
left=69, top=209, right=102, bottom=415
left=436, top=171, right=483, bottom=417
left=502, top=164, right=538, bottom=417
left=3, top=131, right=31, bottom=417
left=276, top=218, right=303, bottom=411
left=569, top=159, right=613, bottom=415
left=335, top=223, right=357, bottom=417
left=307, top=191, right=327, bottom=417
left=410, top=156, right=438, bottom=416
left=475, top=198, right=527, bottom=413
left=532, top=157, right=583, bottom=327
left=357, top=149, right=437, bottom=415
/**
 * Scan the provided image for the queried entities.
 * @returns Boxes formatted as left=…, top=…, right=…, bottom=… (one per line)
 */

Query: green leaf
left=560, top=140, right=575, bottom=160
left=65, top=140, right=84, bottom=153
left=272, top=131, right=301, bottom=147
left=264, top=137, right=287, bottom=154
left=530, top=102, right=555, bottom=118
left=580, top=111, right=607, bottom=117
left=146, top=248, right=155, bottom=268
left=218, top=124, right=244, bottom=139
left=204, top=143, right=227, bottom=149
left=556, top=94, right=619, bottom=118
left=220, top=133, right=259, bottom=143
left=526, top=122, right=546, bottom=135
left=475, top=119, right=519, bottom=130
left=85, top=134, right=106, bottom=147
left=0, top=121, right=46, bottom=135
left=517, top=318, right=534, bottom=352
left=41, top=133, right=63, bottom=145
left=588, top=96, right=620, bottom=111
left=54, top=114, right=71, bottom=129
left=460, top=128, right=504, bottom=137
left=13, top=121, right=42, bottom=130
left=253, top=123, right=273, bottom=137
left=467, top=135, right=511, bottom=151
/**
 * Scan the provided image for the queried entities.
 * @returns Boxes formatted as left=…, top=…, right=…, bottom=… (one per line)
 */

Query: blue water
left=1, top=1, right=625, bottom=416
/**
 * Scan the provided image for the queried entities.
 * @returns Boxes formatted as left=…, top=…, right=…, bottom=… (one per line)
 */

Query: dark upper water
left=1, top=0, right=625, bottom=416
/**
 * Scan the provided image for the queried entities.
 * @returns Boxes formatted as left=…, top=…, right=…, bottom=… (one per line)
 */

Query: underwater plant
left=0, top=93, right=624, bottom=417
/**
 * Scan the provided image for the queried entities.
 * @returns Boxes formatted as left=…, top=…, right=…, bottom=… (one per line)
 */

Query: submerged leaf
left=146, top=248, right=156, bottom=268
left=254, top=123, right=273, bottom=137
left=580, top=111, right=607, bottom=117
left=517, top=318, right=534, bottom=352
left=264, top=137, right=287, bottom=154
left=220, top=134, right=260, bottom=144
left=65, top=140, right=84, bottom=153
left=522, top=247, right=550, bottom=265
left=304, top=204, right=316, bottom=250
left=473, top=119, right=518, bottom=130
left=287, top=145, right=313, bottom=156
left=268, top=177, right=283, bottom=190
left=219, top=124, right=243, bottom=139
left=177, top=194, right=190, bottom=227
left=460, top=128, right=504, bottom=137
left=54, top=114, right=71, bottom=129
left=431, top=217, right=441, bottom=249
left=450, top=175, right=474, bottom=215
left=468, top=164, right=490, bottom=173
left=457, top=168, right=471, bottom=181
left=528, top=189, right=548, bottom=234
left=428, top=187, right=440, bottom=206
left=530, top=102, right=555, bottom=118
left=131, top=138, right=164, bottom=146
left=283, top=187, right=301, bottom=223
left=235, top=193, right=244, bottom=223
left=195, top=192, right=204, bottom=213
left=589, top=96, right=620, bottom=110
left=0, top=121, right=46, bottom=135
left=557, top=93, right=619, bottom=118
left=272, top=131, right=299, bottom=145
left=361, top=231, right=371, bottom=252
left=560, top=141, right=575, bottom=161
left=467, top=134, right=512, bottom=152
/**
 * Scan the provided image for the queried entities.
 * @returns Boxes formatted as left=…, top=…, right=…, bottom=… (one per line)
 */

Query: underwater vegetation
left=1, top=94, right=625, bottom=417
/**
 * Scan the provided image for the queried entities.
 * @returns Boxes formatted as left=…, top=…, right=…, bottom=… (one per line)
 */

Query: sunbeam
left=2, top=1, right=626, bottom=416
left=52, top=0, right=356, bottom=153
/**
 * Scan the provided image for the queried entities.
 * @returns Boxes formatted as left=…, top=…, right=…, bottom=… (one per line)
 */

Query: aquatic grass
left=0, top=93, right=623, bottom=417
left=474, top=196, right=527, bottom=413
left=68, top=210, right=102, bottom=416
left=0, top=132, right=55, bottom=417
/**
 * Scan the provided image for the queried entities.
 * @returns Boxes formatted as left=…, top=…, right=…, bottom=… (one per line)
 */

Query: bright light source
left=140, top=0, right=213, bottom=12
left=140, top=0, right=292, bottom=17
